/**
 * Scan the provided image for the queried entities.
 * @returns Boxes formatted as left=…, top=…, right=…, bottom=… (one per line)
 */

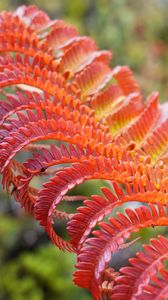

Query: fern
left=0, top=5, right=168, bottom=299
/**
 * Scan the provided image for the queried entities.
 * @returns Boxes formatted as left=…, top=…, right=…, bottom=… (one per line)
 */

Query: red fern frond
left=139, top=268, right=168, bottom=300
left=112, top=235, right=168, bottom=300
left=74, top=205, right=168, bottom=299
left=1, top=5, right=168, bottom=300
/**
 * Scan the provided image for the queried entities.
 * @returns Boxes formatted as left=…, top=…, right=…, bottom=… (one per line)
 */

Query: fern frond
left=139, top=268, right=168, bottom=300
left=1, top=5, right=168, bottom=300
left=74, top=205, right=168, bottom=299
left=67, top=175, right=168, bottom=252
left=112, top=235, right=168, bottom=300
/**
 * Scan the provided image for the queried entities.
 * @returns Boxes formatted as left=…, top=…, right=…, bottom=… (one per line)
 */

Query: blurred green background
left=0, top=0, right=168, bottom=299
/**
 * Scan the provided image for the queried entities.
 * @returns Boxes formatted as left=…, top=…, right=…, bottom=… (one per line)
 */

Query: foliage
left=0, top=214, right=91, bottom=300
left=0, top=4, right=168, bottom=300
left=1, top=0, right=168, bottom=99
left=0, top=242, right=91, bottom=300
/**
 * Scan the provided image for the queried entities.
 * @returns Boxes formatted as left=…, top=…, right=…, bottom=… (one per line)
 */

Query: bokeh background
left=0, top=1, right=168, bottom=299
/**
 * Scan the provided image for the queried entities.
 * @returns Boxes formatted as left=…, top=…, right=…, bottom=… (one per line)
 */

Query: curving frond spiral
left=0, top=5, right=168, bottom=299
